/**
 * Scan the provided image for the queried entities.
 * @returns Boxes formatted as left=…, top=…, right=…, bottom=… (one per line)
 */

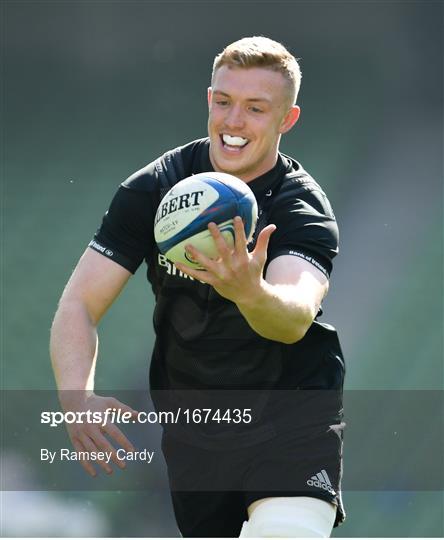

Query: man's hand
left=175, top=216, right=275, bottom=304
left=59, top=392, right=138, bottom=477
left=175, top=217, right=328, bottom=344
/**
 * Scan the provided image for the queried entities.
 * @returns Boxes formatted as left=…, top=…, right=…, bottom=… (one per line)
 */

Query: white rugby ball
left=154, top=172, right=258, bottom=268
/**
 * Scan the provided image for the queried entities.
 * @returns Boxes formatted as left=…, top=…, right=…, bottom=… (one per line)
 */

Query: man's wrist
left=235, top=278, right=271, bottom=311
left=58, top=389, right=95, bottom=412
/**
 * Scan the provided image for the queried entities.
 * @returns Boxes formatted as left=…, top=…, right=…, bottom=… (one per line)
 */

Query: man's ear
left=279, top=105, right=301, bottom=134
left=207, top=87, right=212, bottom=108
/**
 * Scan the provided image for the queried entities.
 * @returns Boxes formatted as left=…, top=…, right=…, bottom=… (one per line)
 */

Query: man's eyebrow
left=212, top=90, right=271, bottom=104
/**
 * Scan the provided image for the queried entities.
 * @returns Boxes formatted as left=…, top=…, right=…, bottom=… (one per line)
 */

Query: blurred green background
left=2, top=0, right=443, bottom=536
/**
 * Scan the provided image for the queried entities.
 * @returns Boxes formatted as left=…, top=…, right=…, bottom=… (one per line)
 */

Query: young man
left=50, top=36, right=346, bottom=537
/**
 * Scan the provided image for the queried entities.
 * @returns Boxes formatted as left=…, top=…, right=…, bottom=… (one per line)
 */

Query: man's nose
left=224, top=105, right=245, bottom=129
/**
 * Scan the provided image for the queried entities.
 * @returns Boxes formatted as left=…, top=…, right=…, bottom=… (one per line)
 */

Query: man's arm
left=237, top=254, right=328, bottom=344
left=50, top=248, right=131, bottom=389
left=175, top=217, right=328, bottom=344
left=50, top=248, right=136, bottom=476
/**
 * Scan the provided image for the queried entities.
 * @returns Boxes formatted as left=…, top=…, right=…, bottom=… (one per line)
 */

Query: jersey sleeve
left=89, top=140, right=205, bottom=273
left=266, top=184, right=339, bottom=278
left=89, top=173, right=157, bottom=274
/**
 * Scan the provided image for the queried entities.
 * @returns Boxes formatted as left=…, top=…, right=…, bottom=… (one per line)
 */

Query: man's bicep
left=265, top=254, right=329, bottom=309
left=60, top=248, right=132, bottom=324
left=91, top=185, right=156, bottom=274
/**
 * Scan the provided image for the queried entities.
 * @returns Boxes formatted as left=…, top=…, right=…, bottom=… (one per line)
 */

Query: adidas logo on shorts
left=306, top=469, right=336, bottom=495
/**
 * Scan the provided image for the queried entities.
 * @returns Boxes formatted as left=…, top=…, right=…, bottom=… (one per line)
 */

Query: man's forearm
left=236, top=279, right=315, bottom=344
left=50, top=299, right=98, bottom=393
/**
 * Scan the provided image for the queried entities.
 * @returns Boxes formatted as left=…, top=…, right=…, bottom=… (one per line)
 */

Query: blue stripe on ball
left=156, top=175, right=257, bottom=256
left=237, top=194, right=255, bottom=239
left=157, top=181, right=238, bottom=254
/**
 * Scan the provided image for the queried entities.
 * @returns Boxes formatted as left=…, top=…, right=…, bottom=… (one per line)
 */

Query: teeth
left=222, top=134, right=248, bottom=147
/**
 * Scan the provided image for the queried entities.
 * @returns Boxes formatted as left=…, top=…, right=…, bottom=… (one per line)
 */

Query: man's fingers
left=183, top=243, right=217, bottom=272
left=93, top=431, right=126, bottom=470
left=208, top=222, right=232, bottom=262
left=253, top=224, right=276, bottom=259
left=175, top=261, right=217, bottom=285
left=72, top=437, right=97, bottom=477
left=79, top=433, right=113, bottom=475
left=102, top=423, right=135, bottom=454
left=233, top=216, right=248, bottom=254
left=65, top=396, right=139, bottom=476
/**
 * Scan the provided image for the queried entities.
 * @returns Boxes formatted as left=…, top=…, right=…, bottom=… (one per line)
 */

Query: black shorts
left=162, top=421, right=346, bottom=538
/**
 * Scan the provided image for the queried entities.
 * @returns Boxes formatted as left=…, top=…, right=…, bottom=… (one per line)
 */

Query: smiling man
left=51, top=37, right=346, bottom=537
left=208, top=64, right=299, bottom=181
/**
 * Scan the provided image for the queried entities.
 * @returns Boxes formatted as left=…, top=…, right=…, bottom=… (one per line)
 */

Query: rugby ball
left=154, top=172, right=258, bottom=268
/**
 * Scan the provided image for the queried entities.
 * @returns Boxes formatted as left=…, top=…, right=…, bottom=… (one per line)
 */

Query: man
left=50, top=36, right=345, bottom=537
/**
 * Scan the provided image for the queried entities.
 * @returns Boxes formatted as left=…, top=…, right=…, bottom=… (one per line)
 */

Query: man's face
left=208, top=65, right=300, bottom=182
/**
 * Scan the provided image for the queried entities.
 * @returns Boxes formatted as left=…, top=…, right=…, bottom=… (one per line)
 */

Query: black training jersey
left=90, top=138, right=344, bottom=398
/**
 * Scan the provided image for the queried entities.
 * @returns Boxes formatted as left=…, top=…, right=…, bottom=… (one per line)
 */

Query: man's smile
left=220, top=133, right=250, bottom=153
